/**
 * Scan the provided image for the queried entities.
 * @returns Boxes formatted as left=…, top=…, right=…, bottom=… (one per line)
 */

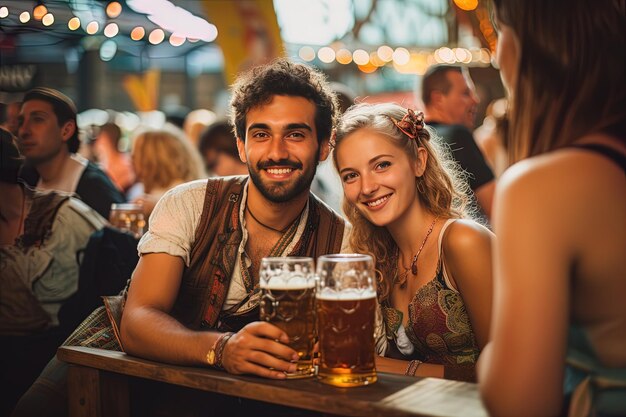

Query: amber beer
left=316, top=254, right=377, bottom=387
left=109, top=203, right=145, bottom=238
left=316, top=289, right=377, bottom=387
left=259, top=257, right=316, bottom=378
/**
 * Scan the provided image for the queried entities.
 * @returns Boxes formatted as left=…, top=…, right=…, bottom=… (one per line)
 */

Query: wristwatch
left=206, top=340, right=218, bottom=366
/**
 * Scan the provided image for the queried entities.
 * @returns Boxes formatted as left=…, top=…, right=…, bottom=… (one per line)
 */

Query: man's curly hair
left=229, top=58, right=339, bottom=145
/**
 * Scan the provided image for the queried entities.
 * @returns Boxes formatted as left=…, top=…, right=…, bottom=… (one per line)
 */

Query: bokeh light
left=130, top=26, right=145, bottom=41
left=104, top=22, right=119, bottom=38
left=106, top=2, right=122, bottom=19
left=42, top=13, right=54, bottom=26
left=148, top=29, right=165, bottom=45
left=68, top=17, right=81, bottom=30
left=298, top=46, right=315, bottom=62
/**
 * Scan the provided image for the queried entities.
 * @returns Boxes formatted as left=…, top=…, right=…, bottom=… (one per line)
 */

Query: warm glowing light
left=392, top=48, right=410, bottom=65
left=169, top=34, right=186, bottom=47
left=335, top=49, right=353, bottom=65
left=453, top=48, right=471, bottom=63
left=454, top=0, right=479, bottom=11
left=353, top=49, right=369, bottom=66
left=377, top=45, right=393, bottom=62
left=298, top=46, right=315, bottom=62
left=42, top=13, right=54, bottom=26
left=435, top=47, right=455, bottom=63
left=358, top=63, right=378, bottom=74
left=106, top=2, right=122, bottom=19
left=68, top=16, right=80, bottom=30
left=370, top=51, right=386, bottom=67
left=104, top=22, right=119, bottom=38
left=0, top=7, right=8, bottom=19
left=33, top=4, right=47, bottom=20
left=148, top=29, right=165, bottom=45
left=86, top=21, right=99, bottom=35
left=317, top=46, right=336, bottom=64
left=19, top=11, right=30, bottom=23
left=130, top=26, right=145, bottom=41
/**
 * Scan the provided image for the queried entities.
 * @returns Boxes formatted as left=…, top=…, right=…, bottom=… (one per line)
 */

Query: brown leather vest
left=170, top=176, right=346, bottom=330
left=19, top=188, right=71, bottom=249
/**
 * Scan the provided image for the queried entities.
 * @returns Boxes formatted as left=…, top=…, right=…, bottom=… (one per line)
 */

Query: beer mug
left=109, top=203, right=146, bottom=238
left=259, top=257, right=316, bottom=378
left=316, top=254, right=377, bottom=387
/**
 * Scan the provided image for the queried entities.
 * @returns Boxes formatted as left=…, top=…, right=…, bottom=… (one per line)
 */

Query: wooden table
left=57, top=346, right=488, bottom=417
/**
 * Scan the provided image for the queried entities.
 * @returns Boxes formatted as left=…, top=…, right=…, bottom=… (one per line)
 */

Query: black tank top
left=568, top=143, right=626, bottom=172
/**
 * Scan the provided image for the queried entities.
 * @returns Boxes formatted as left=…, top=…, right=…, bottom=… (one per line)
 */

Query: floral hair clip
left=389, top=108, right=425, bottom=140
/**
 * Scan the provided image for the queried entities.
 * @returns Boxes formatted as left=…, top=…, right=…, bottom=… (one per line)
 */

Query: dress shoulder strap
left=437, top=218, right=458, bottom=292
left=568, top=143, right=626, bottom=172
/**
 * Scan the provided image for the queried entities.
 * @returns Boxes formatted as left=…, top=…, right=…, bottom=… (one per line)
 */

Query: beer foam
left=316, top=287, right=376, bottom=301
left=260, top=276, right=315, bottom=290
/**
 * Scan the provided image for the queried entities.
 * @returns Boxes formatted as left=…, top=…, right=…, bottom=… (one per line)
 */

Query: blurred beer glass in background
left=316, top=254, right=377, bottom=387
left=109, top=203, right=146, bottom=238
left=259, top=257, right=317, bottom=378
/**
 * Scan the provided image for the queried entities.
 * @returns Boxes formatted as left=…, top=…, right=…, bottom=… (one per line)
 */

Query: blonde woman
left=130, top=129, right=205, bottom=218
left=333, top=103, right=493, bottom=382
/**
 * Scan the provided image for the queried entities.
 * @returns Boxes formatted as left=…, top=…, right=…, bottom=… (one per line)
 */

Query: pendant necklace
left=395, top=217, right=438, bottom=289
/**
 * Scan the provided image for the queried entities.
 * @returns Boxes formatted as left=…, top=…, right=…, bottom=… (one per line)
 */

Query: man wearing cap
left=16, top=87, right=125, bottom=219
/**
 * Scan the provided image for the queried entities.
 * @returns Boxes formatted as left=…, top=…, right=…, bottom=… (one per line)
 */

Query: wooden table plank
left=57, top=346, right=486, bottom=417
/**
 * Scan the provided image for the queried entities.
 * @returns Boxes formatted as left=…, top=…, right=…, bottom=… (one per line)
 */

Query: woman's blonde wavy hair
left=131, top=129, right=205, bottom=193
left=332, top=102, right=473, bottom=301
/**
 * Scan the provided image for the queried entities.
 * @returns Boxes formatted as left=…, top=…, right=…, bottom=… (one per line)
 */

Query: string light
left=19, top=11, right=31, bottom=23
left=42, top=13, right=54, bottom=26
left=336, top=49, right=353, bottom=65
left=0, top=7, right=8, bottom=18
left=86, top=21, right=99, bottom=35
left=106, top=2, right=122, bottom=19
left=298, top=46, right=315, bottom=62
left=148, top=29, right=165, bottom=45
left=68, top=16, right=81, bottom=30
left=130, top=26, right=145, bottom=41
left=352, top=49, right=369, bottom=66
left=317, top=46, right=335, bottom=64
left=169, top=34, right=186, bottom=47
left=104, top=22, right=119, bottom=38
left=33, top=4, right=47, bottom=21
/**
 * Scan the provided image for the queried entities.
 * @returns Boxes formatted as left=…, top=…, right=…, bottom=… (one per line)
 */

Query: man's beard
left=248, top=157, right=318, bottom=203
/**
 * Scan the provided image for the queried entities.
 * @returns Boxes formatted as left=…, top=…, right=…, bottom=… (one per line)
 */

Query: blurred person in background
left=130, top=129, right=205, bottom=219
left=1, top=101, right=21, bottom=136
left=420, top=65, right=495, bottom=222
left=478, top=1, right=625, bottom=416
left=16, top=87, right=125, bottom=219
left=0, top=128, right=106, bottom=415
left=92, top=122, right=136, bottom=193
left=184, top=108, right=216, bottom=148
left=474, top=98, right=509, bottom=178
left=198, top=119, right=248, bottom=177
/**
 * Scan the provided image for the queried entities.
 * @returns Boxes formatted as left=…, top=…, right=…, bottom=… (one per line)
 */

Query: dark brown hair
left=22, top=87, right=80, bottom=153
left=493, top=0, right=626, bottom=162
left=229, top=58, right=339, bottom=145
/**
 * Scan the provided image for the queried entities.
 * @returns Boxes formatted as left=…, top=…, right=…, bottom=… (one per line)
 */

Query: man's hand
left=220, top=321, right=299, bottom=379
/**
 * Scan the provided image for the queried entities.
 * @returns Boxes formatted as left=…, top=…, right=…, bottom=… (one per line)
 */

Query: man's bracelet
left=206, top=332, right=235, bottom=370
left=405, top=359, right=422, bottom=376
left=214, top=332, right=235, bottom=370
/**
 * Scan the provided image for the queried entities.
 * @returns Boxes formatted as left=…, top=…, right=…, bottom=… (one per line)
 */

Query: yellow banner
left=202, top=0, right=284, bottom=85
left=123, top=69, right=160, bottom=111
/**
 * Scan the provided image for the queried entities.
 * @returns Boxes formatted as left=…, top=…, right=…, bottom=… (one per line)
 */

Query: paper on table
left=379, top=378, right=488, bottom=417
